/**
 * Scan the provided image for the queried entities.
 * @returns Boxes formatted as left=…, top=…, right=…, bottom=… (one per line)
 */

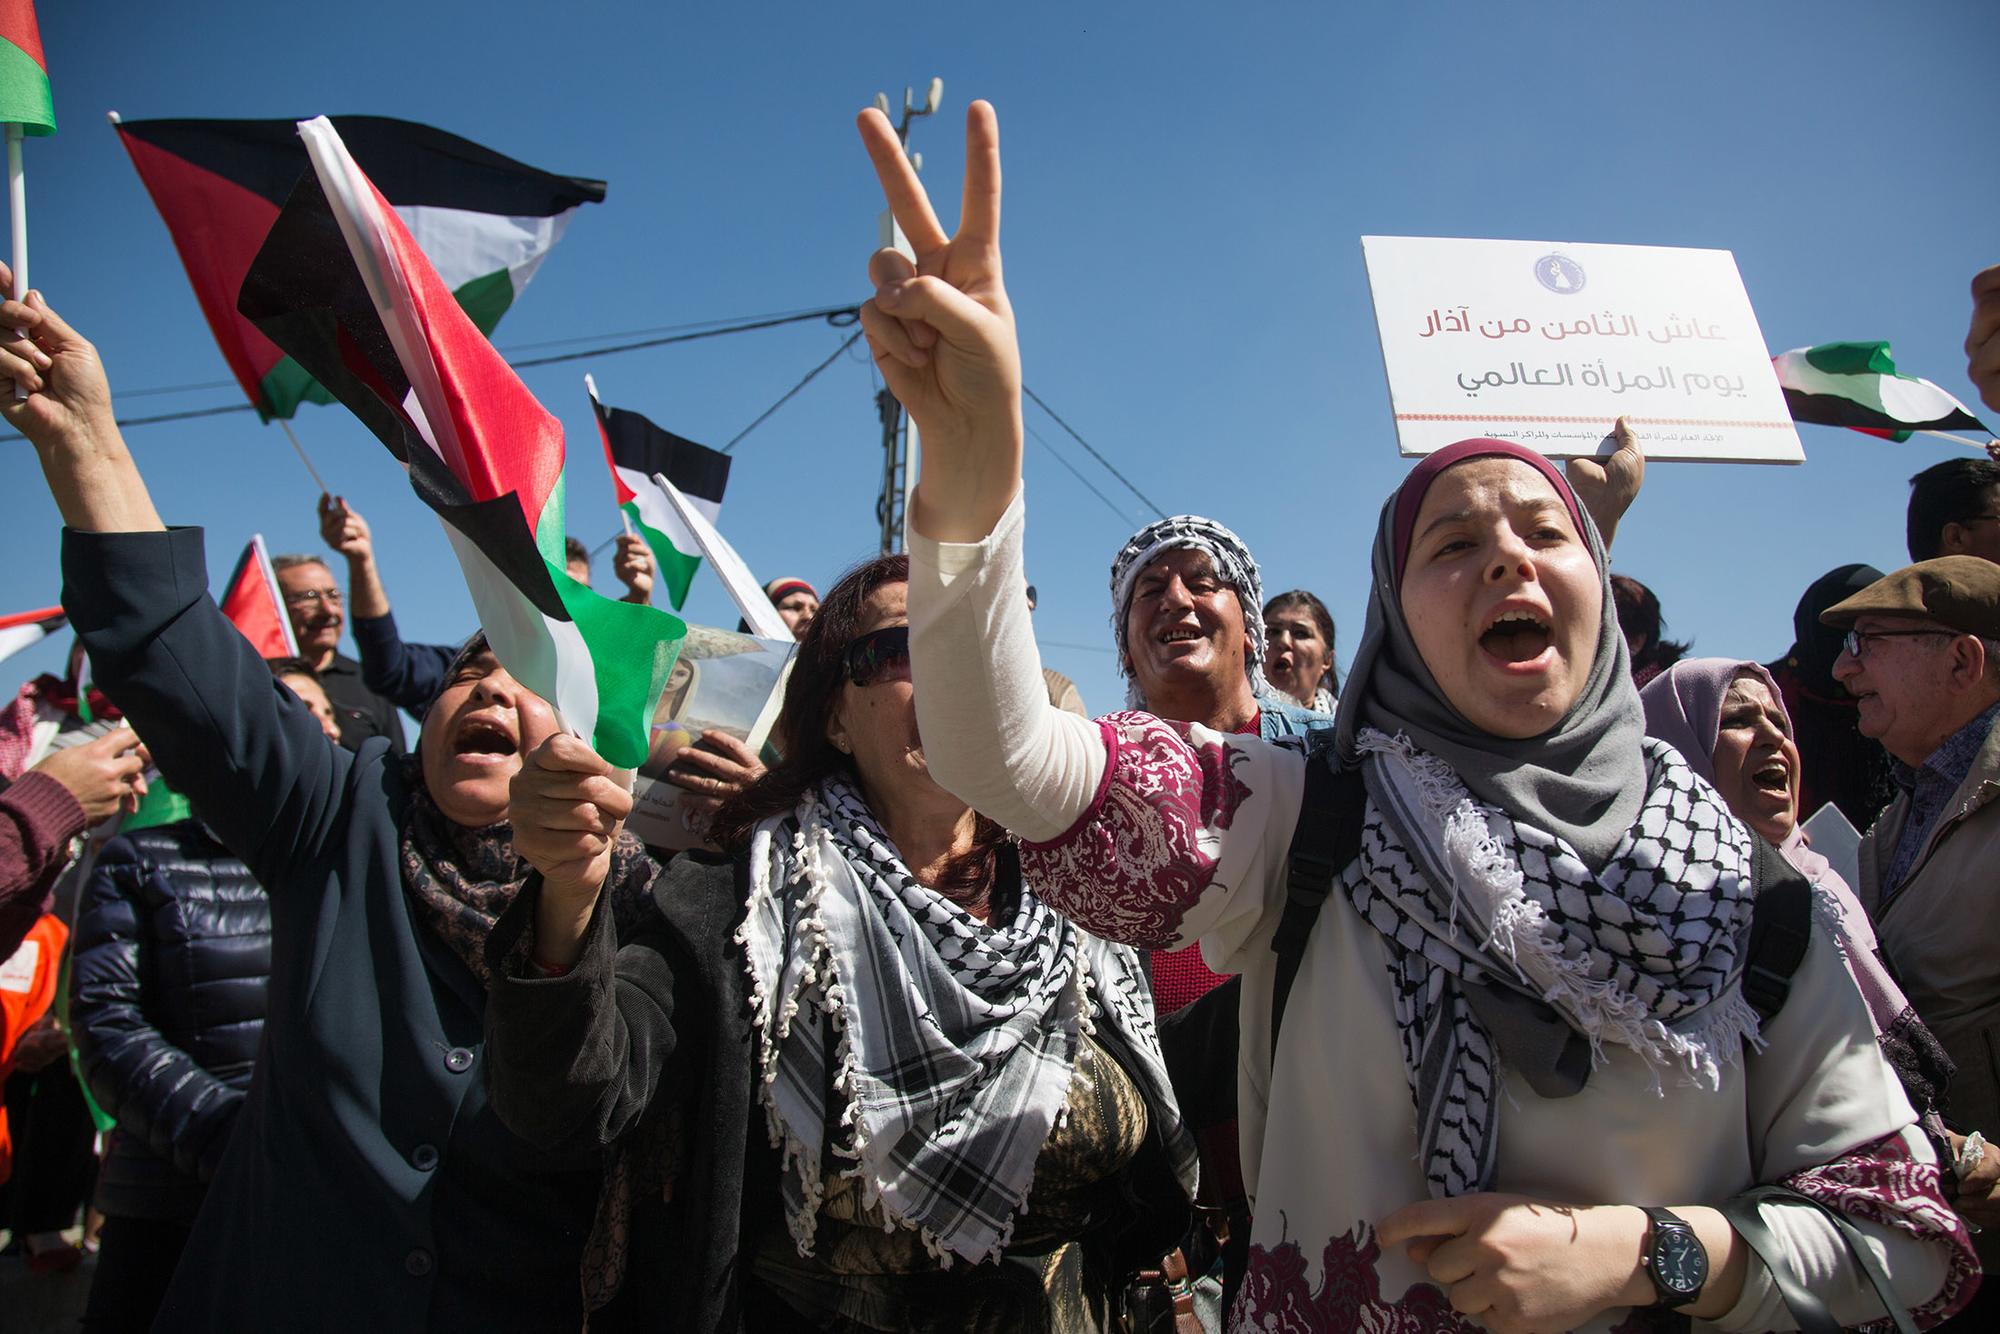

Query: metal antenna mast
left=871, top=77, right=941, bottom=555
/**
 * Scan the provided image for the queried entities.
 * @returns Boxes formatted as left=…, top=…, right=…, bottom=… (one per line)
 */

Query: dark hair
left=563, top=535, right=591, bottom=570
left=265, top=656, right=321, bottom=681
left=1907, top=458, right=2000, bottom=562
left=711, top=554, right=1006, bottom=908
left=1610, top=574, right=1689, bottom=676
left=1262, top=589, right=1339, bottom=696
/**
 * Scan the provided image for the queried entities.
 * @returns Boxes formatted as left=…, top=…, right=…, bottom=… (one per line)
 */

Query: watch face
left=1654, top=1227, right=1708, bottom=1296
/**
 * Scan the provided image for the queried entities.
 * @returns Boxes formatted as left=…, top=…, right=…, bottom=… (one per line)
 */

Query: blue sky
left=4, top=2, right=1996, bottom=718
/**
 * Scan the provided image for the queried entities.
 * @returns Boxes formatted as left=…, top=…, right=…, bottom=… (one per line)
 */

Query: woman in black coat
left=69, top=662, right=343, bottom=1330
left=5, top=283, right=655, bottom=1331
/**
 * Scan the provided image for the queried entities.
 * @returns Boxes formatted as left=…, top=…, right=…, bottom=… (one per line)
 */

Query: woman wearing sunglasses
left=486, top=553, right=1197, bottom=1332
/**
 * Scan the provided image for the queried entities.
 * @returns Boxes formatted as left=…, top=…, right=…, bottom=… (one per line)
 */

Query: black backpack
left=1269, top=754, right=1815, bottom=1063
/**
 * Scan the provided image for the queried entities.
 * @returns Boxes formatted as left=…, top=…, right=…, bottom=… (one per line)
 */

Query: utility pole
left=872, top=77, right=941, bottom=555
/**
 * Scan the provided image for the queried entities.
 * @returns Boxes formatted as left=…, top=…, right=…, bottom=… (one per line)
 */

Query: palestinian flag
left=237, top=117, right=682, bottom=768
left=217, top=534, right=299, bottom=660
left=114, top=115, right=604, bottom=421
left=587, top=375, right=730, bottom=610
left=1774, top=342, right=1992, bottom=442
left=0, top=2, right=53, bottom=135
left=0, top=605, right=63, bottom=666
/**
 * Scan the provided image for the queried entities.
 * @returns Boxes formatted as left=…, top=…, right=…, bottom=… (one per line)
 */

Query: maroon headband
left=1391, top=438, right=1587, bottom=583
left=765, top=578, right=817, bottom=604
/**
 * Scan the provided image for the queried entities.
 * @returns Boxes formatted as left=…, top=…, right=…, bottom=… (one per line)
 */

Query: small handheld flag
left=238, top=118, right=683, bottom=768
left=217, top=535, right=300, bottom=660
left=1774, top=342, right=1992, bottom=445
left=586, top=375, right=731, bottom=611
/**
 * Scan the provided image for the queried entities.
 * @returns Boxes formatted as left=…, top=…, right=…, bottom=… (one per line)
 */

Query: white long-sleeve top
left=907, top=490, right=1975, bottom=1331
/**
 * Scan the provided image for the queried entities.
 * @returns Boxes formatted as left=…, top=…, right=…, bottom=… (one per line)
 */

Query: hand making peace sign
left=856, top=100, right=1024, bottom=544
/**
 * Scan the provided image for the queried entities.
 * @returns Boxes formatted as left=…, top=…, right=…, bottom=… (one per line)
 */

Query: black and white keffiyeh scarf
left=1346, top=728, right=1760, bottom=1197
left=736, top=773, right=1193, bottom=1265
left=1109, top=513, right=1279, bottom=710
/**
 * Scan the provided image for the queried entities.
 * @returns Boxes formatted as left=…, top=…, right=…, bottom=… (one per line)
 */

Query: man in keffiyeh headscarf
left=1108, top=515, right=1329, bottom=741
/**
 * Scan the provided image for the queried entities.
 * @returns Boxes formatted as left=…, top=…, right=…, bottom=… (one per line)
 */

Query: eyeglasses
left=843, top=625, right=912, bottom=687
left=1840, top=627, right=1954, bottom=659
left=282, top=588, right=343, bottom=609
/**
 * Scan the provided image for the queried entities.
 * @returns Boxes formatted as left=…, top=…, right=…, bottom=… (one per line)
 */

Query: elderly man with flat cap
left=1825, top=553, right=2000, bottom=1305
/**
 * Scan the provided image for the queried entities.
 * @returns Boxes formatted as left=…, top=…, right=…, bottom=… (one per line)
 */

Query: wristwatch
left=1640, top=1206, right=1708, bottom=1309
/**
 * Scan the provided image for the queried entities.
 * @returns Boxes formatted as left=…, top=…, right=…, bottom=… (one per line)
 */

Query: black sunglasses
left=843, top=625, right=912, bottom=687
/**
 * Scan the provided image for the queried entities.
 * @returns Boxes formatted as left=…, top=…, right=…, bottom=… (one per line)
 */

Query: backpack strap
left=1742, top=836, right=1815, bottom=1025
left=1721, top=1183, right=1918, bottom=1334
left=1270, top=756, right=1365, bottom=1065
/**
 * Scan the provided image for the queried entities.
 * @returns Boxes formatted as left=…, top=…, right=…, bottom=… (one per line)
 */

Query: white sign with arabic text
left=1361, top=236, right=1803, bottom=463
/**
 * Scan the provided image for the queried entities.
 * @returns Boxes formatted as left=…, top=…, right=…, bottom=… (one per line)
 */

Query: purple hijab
left=1641, top=659, right=1925, bottom=1050
left=1637, top=657, right=1784, bottom=788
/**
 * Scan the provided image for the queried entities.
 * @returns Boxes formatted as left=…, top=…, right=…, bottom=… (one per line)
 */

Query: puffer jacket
left=70, top=817, right=271, bottom=1222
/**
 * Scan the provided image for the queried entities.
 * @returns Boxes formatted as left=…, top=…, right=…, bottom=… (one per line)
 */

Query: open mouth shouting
left=1749, top=756, right=1791, bottom=798
left=450, top=710, right=520, bottom=767
left=1477, top=601, right=1556, bottom=672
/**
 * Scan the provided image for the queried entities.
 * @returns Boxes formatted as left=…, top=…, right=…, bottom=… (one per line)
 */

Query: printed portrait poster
left=626, top=623, right=797, bottom=851
left=1361, top=236, right=1805, bottom=463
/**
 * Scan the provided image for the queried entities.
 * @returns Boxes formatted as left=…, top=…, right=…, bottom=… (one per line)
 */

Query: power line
left=496, top=304, right=859, bottom=355
left=68, top=304, right=865, bottom=432
left=115, top=401, right=258, bottom=428
left=724, top=330, right=864, bottom=453
left=1021, top=383, right=1167, bottom=521
left=507, top=306, right=858, bottom=370
left=1040, top=638, right=1116, bottom=655
left=110, top=303, right=866, bottom=401
left=121, top=375, right=242, bottom=400
left=1026, top=422, right=1135, bottom=527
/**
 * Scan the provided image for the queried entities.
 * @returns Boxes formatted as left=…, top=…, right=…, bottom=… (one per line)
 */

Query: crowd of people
left=0, top=100, right=1998, bottom=1333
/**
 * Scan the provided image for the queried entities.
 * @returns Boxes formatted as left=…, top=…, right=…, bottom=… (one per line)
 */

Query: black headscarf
left=1787, top=563, right=1884, bottom=688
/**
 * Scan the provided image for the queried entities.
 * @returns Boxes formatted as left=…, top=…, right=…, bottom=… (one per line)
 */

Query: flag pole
left=7, top=122, right=27, bottom=401
left=277, top=417, right=331, bottom=493
left=1917, top=429, right=1993, bottom=451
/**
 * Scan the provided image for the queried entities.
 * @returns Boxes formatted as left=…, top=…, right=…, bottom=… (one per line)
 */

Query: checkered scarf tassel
left=1347, top=728, right=1762, bottom=1197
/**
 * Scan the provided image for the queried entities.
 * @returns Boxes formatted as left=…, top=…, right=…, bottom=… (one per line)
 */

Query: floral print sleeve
left=1020, top=711, right=1301, bottom=960
left=1777, top=1126, right=1979, bottom=1329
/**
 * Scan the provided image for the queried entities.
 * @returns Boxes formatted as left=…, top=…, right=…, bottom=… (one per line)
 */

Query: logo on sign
left=1536, top=254, right=1586, bottom=295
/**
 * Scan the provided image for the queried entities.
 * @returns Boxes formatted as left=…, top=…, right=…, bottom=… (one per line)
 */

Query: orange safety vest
left=0, top=913, right=69, bottom=1185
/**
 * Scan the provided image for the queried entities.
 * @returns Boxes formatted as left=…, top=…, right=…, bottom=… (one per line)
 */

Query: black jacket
left=486, top=849, right=756, bottom=1333
left=484, top=848, right=1194, bottom=1334
left=70, top=818, right=271, bottom=1222
left=64, top=526, right=626, bottom=1334
left=317, top=650, right=409, bottom=754
left=352, top=611, right=458, bottom=718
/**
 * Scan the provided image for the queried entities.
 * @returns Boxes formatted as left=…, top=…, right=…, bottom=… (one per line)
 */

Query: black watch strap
left=1641, top=1206, right=1707, bottom=1310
